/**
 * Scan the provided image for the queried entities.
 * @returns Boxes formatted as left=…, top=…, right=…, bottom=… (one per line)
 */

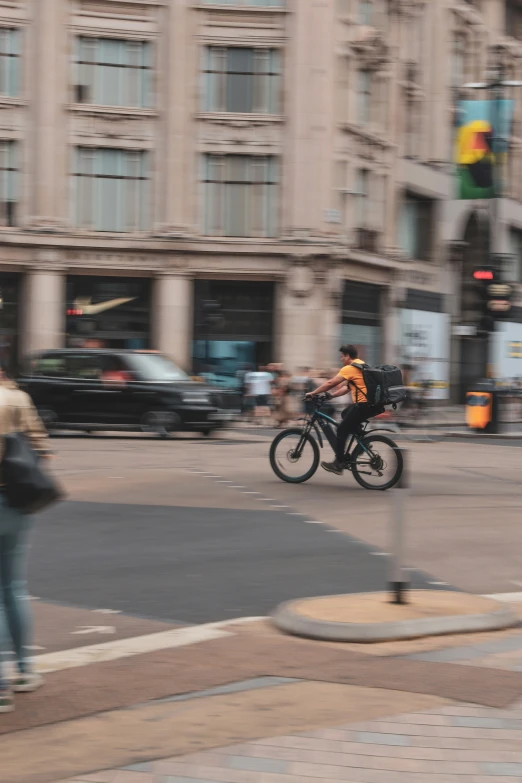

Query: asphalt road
left=31, top=500, right=438, bottom=624
left=24, top=429, right=522, bottom=635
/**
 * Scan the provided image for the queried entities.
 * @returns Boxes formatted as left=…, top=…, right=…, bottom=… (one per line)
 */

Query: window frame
left=0, top=28, right=20, bottom=98
left=398, top=192, right=435, bottom=262
left=357, top=69, right=372, bottom=127
left=73, top=146, right=149, bottom=233
left=202, top=45, right=281, bottom=114
left=74, top=36, right=153, bottom=109
left=203, top=153, right=279, bottom=238
left=0, top=140, right=18, bottom=227
left=200, top=0, right=285, bottom=6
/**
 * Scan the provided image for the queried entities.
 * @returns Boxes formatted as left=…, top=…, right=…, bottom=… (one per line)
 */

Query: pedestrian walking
left=244, top=365, right=274, bottom=425
left=0, top=365, right=52, bottom=713
left=273, top=370, right=293, bottom=428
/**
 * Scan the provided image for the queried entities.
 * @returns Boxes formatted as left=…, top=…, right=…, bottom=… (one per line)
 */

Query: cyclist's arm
left=329, top=383, right=350, bottom=399
left=307, top=374, right=345, bottom=396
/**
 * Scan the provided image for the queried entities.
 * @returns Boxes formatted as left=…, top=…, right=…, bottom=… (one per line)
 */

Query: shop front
left=66, top=275, right=152, bottom=350
left=192, top=279, right=274, bottom=389
left=400, top=289, right=450, bottom=400
left=492, top=313, right=522, bottom=382
left=0, top=272, right=20, bottom=372
left=340, top=281, right=382, bottom=366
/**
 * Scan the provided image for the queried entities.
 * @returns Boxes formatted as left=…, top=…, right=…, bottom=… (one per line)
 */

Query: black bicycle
left=269, top=395, right=403, bottom=490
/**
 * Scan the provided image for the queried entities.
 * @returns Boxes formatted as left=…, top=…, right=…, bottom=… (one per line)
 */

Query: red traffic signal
left=473, top=269, right=494, bottom=281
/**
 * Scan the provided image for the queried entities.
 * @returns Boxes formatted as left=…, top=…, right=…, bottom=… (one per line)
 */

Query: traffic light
left=472, top=265, right=513, bottom=330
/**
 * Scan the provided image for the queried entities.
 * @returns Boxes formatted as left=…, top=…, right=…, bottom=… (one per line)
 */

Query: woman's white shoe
left=13, top=673, right=44, bottom=693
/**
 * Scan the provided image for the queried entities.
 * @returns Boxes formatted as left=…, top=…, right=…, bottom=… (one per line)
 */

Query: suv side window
left=31, top=353, right=67, bottom=378
left=65, top=354, right=104, bottom=380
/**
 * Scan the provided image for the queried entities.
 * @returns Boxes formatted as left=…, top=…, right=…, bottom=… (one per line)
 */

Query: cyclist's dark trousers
left=335, top=403, right=374, bottom=462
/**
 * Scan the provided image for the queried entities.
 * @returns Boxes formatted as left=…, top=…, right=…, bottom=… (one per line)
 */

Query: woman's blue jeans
left=0, top=495, right=32, bottom=692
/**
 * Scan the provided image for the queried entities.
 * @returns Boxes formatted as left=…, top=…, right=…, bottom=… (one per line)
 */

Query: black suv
left=18, top=349, right=234, bottom=436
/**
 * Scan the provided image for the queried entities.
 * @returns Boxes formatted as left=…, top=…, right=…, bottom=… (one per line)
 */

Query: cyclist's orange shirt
left=338, top=359, right=368, bottom=403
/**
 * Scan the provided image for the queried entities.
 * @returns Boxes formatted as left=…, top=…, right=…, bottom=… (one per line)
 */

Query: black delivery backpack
left=359, top=364, right=407, bottom=407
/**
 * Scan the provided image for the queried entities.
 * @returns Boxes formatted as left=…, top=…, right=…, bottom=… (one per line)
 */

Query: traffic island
left=272, top=590, right=518, bottom=643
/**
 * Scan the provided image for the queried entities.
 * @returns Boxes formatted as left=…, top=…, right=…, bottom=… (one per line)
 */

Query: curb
left=446, top=432, right=522, bottom=440
left=272, top=592, right=519, bottom=643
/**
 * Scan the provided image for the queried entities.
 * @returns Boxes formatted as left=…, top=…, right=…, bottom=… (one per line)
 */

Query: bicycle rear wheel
left=351, top=434, right=403, bottom=490
left=269, top=428, right=320, bottom=483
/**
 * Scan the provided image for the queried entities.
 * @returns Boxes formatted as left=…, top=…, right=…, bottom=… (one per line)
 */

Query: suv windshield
left=126, top=353, right=189, bottom=382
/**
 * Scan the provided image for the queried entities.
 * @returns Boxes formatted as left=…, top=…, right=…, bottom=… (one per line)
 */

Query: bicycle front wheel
left=351, top=434, right=403, bottom=491
left=269, top=428, right=320, bottom=483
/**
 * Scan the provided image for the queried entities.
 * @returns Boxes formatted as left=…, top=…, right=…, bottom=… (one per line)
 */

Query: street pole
left=389, top=447, right=409, bottom=605
left=488, top=57, right=502, bottom=385
left=463, top=47, right=522, bottom=433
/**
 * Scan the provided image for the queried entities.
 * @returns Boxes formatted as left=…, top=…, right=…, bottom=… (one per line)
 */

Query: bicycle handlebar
left=302, top=393, right=331, bottom=407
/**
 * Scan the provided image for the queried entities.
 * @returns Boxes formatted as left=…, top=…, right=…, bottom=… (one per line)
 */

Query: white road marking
left=288, top=512, right=307, bottom=516
left=242, top=491, right=259, bottom=495
left=93, top=608, right=122, bottom=615
left=230, top=485, right=244, bottom=489
left=429, top=581, right=449, bottom=586
left=271, top=505, right=289, bottom=509
left=35, top=617, right=265, bottom=674
left=371, top=552, right=390, bottom=557
left=71, top=625, right=117, bottom=636
left=483, top=592, right=522, bottom=603
left=305, top=520, right=323, bottom=525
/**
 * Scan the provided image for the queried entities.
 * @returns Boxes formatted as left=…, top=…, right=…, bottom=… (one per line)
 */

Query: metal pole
left=487, top=60, right=504, bottom=430
left=389, top=447, right=409, bottom=605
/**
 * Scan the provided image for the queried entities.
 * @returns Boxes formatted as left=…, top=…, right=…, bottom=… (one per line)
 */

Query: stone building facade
left=0, top=0, right=521, bottom=396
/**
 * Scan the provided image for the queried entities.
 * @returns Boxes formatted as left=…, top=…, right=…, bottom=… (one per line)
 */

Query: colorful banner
left=455, top=99, right=514, bottom=200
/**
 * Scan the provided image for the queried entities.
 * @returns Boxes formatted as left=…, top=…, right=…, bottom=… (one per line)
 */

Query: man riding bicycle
left=305, top=344, right=382, bottom=476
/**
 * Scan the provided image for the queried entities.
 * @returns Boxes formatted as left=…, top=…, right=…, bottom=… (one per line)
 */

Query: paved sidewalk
left=37, top=610, right=522, bottom=783
left=61, top=700, right=522, bottom=783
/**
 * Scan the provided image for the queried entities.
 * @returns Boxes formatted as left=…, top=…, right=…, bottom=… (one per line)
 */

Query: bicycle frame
left=296, top=405, right=373, bottom=461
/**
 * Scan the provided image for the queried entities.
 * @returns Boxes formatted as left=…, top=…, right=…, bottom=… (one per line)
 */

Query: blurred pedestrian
left=273, top=370, right=293, bottom=428
left=244, top=364, right=273, bottom=425
left=290, top=367, right=311, bottom=417
left=0, top=363, right=51, bottom=713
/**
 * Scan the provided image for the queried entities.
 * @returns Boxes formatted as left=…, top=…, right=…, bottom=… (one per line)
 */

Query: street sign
left=453, top=325, right=477, bottom=336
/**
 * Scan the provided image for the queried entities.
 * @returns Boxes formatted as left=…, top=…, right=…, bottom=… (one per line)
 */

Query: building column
left=29, top=0, right=68, bottom=228
left=276, top=259, right=325, bottom=370
left=382, top=280, right=404, bottom=366
left=152, top=273, right=192, bottom=371
left=23, top=267, right=65, bottom=356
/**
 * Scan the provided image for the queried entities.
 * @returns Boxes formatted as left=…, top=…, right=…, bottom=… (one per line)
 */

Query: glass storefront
left=341, top=281, right=382, bottom=366
left=66, top=275, right=151, bottom=350
left=0, top=272, right=20, bottom=372
left=192, top=279, right=274, bottom=389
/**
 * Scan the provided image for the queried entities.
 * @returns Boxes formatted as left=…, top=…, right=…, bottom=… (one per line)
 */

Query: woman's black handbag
left=2, top=410, right=64, bottom=514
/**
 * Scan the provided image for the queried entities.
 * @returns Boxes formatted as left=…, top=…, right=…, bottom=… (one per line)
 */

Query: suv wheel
left=141, top=411, right=179, bottom=438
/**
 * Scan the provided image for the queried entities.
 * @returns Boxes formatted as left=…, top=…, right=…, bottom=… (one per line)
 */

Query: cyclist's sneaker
left=321, top=460, right=344, bottom=476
